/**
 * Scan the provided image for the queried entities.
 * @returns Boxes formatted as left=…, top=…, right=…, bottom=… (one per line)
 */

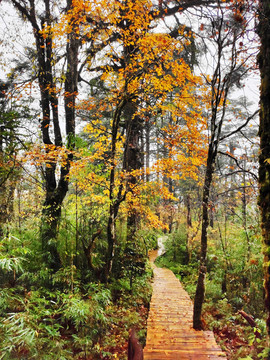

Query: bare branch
left=220, top=110, right=259, bottom=141
left=218, top=150, right=258, bottom=180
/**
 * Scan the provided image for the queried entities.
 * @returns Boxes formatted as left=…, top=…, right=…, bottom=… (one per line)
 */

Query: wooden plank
left=143, top=250, right=226, bottom=359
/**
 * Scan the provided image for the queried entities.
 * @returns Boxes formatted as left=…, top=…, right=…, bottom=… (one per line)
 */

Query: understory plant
left=0, top=226, right=154, bottom=359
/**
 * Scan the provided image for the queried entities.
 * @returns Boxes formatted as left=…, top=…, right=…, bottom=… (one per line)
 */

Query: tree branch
left=218, top=151, right=258, bottom=180
left=220, top=110, right=259, bottom=142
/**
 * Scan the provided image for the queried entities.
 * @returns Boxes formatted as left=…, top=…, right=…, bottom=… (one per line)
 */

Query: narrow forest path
left=143, top=239, right=226, bottom=360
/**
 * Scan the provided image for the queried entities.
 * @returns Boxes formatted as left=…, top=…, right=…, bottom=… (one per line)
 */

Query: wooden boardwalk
left=144, top=250, right=226, bottom=360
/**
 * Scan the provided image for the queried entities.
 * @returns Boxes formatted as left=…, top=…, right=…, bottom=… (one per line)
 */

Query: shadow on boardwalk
left=143, top=247, right=226, bottom=360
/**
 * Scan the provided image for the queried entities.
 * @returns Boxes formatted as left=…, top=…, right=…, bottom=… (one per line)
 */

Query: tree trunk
left=186, top=193, right=192, bottom=227
left=105, top=100, right=126, bottom=280
left=11, top=0, right=78, bottom=271
left=125, top=114, right=143, bottom=238
left=258, top=0, right=270, bottom=336
left=106, top=206, right=116, bottom=280
left=185, top=192, right=192, bottom=263
left=40, top=0, right=78, bottom=271
left=193, top=145, right=216, bottom=330
left=145, top=119, right=150, bottom=183
left=192, top=3, right=237, bottom=328
left=40, top=194, right=62, bottom=270
left=65, top=0, right=78, bottom=149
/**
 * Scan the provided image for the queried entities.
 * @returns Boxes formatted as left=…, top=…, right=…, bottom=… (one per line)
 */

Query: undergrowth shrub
left=0, top=225, right=153, bottom=359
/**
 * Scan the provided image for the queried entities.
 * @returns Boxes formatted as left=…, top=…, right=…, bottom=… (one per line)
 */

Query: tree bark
left=145, top=118, right=151, bottom=183
left=186, top=193, right=192, bottom=227
left=40, top=0, right=78, bottom=271
left=65, top=0, right=78, bottom=149
left=193, top=145, right=216, bottom=329
left=125, top=113, right=143, bottom=237
left=11, top=0, right=78, bottom=271
left=105, top=99, right=127, bottom=280
left=258, top=0, right=270, bottom=336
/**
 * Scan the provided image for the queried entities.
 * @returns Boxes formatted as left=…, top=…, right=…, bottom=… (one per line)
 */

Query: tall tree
left=257, top=0, right=270, bottom=338
left=4, top=0, right=220, bottom=274
left=10, top=0, right=78, bottom=270
left=193, top=2, right=258, bottom=329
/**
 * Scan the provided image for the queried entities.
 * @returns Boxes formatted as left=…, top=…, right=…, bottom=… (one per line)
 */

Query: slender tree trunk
left=185, top=192, right=192, bottom=263
left=258, top=0, right=270, bottom=337
left=186, top=193, right=192, bottom=227
left=140, top=129, right=145, bottom=182
left=241, top=154, right=251, bottom=259
left=192, top=5, right=237, bottom=328
left=105, top=99, right=126, bottom=280
left=0, top=133, right=9, bottom=236
left=242, top=155, right=247, bottom=229
left=65, top=0, right=78, bottom=150
left=145, top=119, right=150, bottom=183
left=193, top=145, right=216, bottom=330
left=229, top=141, right=236, bottom=208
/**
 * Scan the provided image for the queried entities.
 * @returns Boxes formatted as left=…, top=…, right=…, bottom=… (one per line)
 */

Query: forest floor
left=143, top=247, right=226, bottom=360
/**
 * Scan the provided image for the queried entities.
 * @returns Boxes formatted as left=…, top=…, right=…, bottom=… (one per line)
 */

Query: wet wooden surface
left=144, top=249, right=226, bottom=359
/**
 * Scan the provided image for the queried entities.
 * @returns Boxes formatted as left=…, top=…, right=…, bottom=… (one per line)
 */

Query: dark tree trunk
left=258, top=0, right=270, bottom=336
left=105, top=2, right=145, bottom=278
left=65, top=0, right=78, bottom=149
left=11, top=0, right=78, bottom=271
left=105, top=107, right=143, bottom=280
left=186, top=193, right=192, bottom=227
left=192, top=3, right=239, bottom=328
left=193, top=145, right=216, bottom=329
left=242, top=155, right=247, bottom=229
left=125, top=114, right=143, bottom=238
left=105, top=100, right=126, bottom=280
left=40, top=0, right=78, bottom=271
left=145, top=119, right=150, bottom=183
left=185, top=192, right=192, bottom=264
left=140, top=129, right=145, bottom=182
left=40, top=194, right=62, bottom=270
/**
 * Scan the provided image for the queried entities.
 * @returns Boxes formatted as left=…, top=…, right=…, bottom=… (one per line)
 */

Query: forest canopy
left=0, top=0, right=269, bottom=359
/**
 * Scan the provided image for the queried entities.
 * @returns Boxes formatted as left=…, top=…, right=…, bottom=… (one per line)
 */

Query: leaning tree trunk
left=258, top=0, right=270, bottom=336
